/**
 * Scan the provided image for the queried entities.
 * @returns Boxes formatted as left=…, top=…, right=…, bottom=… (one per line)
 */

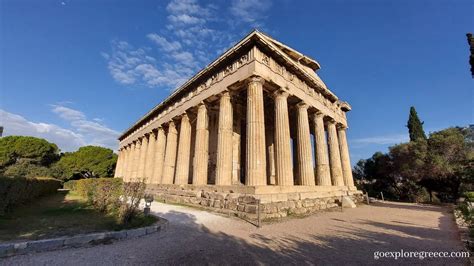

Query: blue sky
left=1, top=0, right=473, bottom=165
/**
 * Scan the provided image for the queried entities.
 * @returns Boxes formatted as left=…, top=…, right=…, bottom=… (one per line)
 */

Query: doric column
left=296, top=102, right=315, bottom=186
left=338, top=125, right=355, bottom=187
left=120, top=147, right=128, bottom=180
left=193, top=103, right=209, bottom=185
left=216, top=91, right=233, bottom=185
left=137, top=136, right=148, bottom=179
left=131, top=140, right=140, bottom=180
left=145, top=131, right=156, bottom=182
left=327, top=120, right=344, bottom=186
left=153, top=127, right=167, bottom=184
left=125, top=144, right=133, bottom=181
left=162, top=121, right=178, bottom=184
left=313, top=112, right=331, bottom=185
left=246, top=76, right=267, bottom=186
left=125, top=145, right=132, bottom=181
left=114, top=149, right=122, bottom=178
left=273, top=89, right=293, bottom=185
left=174, top=114, right=192, bottom=184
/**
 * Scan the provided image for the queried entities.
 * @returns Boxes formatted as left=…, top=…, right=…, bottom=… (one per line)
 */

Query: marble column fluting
left=246, top=76, right=267, bottom=186
left=145, top=131, right=157, bottom=183
left=153, top=127, right=167, bottom=184
left=216, top=91, right=233, bottom=185
left=114, top=149, right=122, bottom=178
left=126, top=144, right=133, bottom=181
left=273, top=89, right=294, bottom=186
left=161, top=121, right=178, bottom=184
left=296, top=102, right=315, bottom=186
left=193, top=103, right=209, bottom=185
left=131, top=141, right=140, bottom=180
left=327, top=120, right=344, bottom=186
left=174, top=114, right=192, bottom=185
left=313, top=112, right=331, bottom=186
left=137, top=136, right=148, bottom=179
left=338, top=125, right=355, bottom=187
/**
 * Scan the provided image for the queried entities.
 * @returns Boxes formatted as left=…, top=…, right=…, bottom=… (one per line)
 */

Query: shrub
left=0, top=177, right=62, bottom=215
left=66, top=177, right=147, bottom=225
left=119, top=178, right=146, bottom=224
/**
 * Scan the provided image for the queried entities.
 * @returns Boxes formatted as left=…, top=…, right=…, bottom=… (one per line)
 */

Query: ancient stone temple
left=114, top=30, right=362, bottom=219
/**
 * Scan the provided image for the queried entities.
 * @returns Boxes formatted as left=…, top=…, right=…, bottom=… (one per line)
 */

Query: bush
left=66, top=177, right=147, bottom=225
left=0, top=177, right=62, bottom=215
left=119, top=178, right=146, bottom=224
left=68, top=178, right=123, bottom=207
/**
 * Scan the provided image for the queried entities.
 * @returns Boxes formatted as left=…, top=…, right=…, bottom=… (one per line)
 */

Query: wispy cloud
left=351, top=133, right=409, bottom=146
left=0, top=109, right=86, bottom=152
left=51, top=104, right=120, bottom=149
left=230, top=0, right=272, bottom=27
left=103, top=0, right=273, bottom=91
left=0, top=105, right=120, bottom=152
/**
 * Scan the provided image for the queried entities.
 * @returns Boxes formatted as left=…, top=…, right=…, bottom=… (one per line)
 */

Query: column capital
left=176, top=112, right=189, bottom=120
left=326, top=118, right=337, bottom=125
left=296, top=101, right=309, bottom=110
left=197, top=101, right=207, bottom=108
left=218, top=89, right=231, bottom=98
left=312, top=110, right=325, bottom=121
left=272, top=88, right=289, bottom=99
left=337, top=123, right=348, bottom=130
left=247, top=75, right=264, bottom=86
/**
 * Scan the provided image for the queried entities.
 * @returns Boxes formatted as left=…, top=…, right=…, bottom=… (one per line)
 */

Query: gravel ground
left=1, top=201, right=468, bottom=265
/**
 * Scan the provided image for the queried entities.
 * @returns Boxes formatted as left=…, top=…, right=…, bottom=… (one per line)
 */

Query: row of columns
left=115, top=76, right=354, bottom=187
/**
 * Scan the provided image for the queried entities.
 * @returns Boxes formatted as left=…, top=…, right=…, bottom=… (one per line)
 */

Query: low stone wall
left=147, top=184, right=364, bottom=220
left=0, top=219, right=168, bottom=258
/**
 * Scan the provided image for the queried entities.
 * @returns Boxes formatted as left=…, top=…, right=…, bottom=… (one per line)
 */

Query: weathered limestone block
left=342, top=196, right=356, bottom=208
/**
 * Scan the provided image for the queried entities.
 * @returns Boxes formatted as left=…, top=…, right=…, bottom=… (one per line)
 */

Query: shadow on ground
left=146, top=203, right=467, bottom=265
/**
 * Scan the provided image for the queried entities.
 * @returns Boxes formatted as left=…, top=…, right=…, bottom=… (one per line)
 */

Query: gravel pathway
left=1, top=201, right=467, bottom=265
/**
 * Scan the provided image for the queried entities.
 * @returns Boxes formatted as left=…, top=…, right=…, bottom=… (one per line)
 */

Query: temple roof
left=119, top=30, right=338, bottom=140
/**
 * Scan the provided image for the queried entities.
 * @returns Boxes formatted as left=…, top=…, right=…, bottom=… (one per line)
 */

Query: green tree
left=0, top=136, right=59, bottom=177
left=407, top=106, right=427, bottom=141
left=422, top=127, right=474, bottom=201
left=53, top=146, right=117, bottom=180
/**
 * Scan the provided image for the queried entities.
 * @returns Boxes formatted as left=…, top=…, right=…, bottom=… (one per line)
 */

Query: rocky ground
left=1, top=201, right=468, bottom=265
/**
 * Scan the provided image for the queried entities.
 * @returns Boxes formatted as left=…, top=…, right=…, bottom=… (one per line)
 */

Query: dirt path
left=2, top=201, right=467, bottom=265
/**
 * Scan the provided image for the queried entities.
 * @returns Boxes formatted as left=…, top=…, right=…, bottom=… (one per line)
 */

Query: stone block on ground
left=342, top=196, right=356, bottom=208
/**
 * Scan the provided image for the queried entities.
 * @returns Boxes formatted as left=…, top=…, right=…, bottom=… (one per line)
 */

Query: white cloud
left=352, top=134, right=409, bottom=146
left=0, top=106, right=121, bottom=152
left=230, top=0, right=272, bottom=26
left=0, top=109, right=85, bottom=152
left=147, top=34, right=182, bottom=52
left=104, top=0, right=273, bottom=91
left=51, top=104, right=121, bottom=149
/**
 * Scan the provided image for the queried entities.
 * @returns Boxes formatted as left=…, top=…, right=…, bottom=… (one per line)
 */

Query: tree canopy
left=354, top=126, right=474, bottom=202
left=0, top=136, right=60, bottom=173
left=53, top=146, right=117, bottom=180
left=407, top=106, right=427, bottom=141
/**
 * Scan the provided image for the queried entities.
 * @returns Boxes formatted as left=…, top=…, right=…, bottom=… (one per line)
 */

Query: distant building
left=0, top=126, right=3, bottom=137
left=467, top=33, right=474, bottom=78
